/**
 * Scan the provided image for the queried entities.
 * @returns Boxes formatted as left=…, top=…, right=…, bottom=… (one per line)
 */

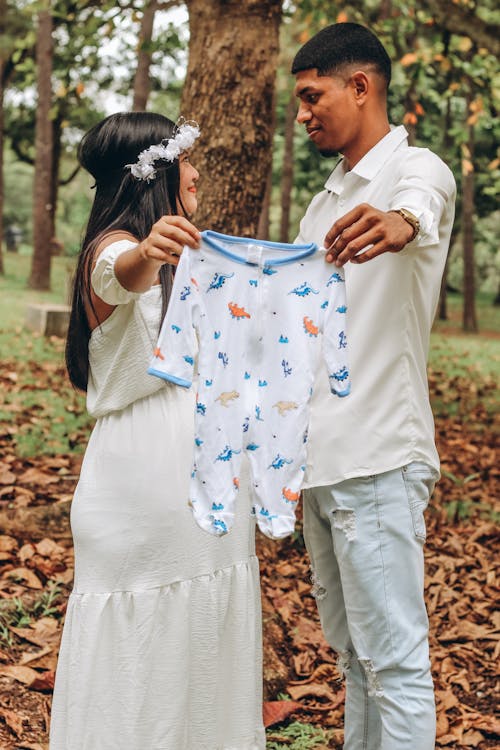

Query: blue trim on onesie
left=201, top=229, right=318, bottom=267
left=147, top=367, right=192, bottom=388
left=333, top=385, right=351, bottom=398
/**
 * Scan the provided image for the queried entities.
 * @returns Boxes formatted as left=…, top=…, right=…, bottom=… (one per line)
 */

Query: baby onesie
left=148, top=230, right=350, bottom=539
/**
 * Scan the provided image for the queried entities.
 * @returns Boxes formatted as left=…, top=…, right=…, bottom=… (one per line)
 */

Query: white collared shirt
left=296, top=126, right=456, bottom=486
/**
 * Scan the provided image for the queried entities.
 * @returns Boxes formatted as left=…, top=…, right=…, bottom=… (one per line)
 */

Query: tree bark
left=279, top=91, right=296, bottom=243
left=379, top=0, right=392, bottom=20
left=462, top=87, right=477, bottom=333
left=181, top=0, right=282, bottom=236
left=493, top=282, right=500, bottom=306
left=438, top=251, right=449, bottom=321
left=29, top=6, right=54, bottom=290
left=256, top=169, right=272, bottom=240
left=48, top=113, right=62, bottom=254
left=437, top=88, right=454, bottom=321
left=132, top=0, right=158, bottom=111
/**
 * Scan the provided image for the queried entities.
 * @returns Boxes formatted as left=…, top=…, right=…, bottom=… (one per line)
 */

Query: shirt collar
left=324, top=125, right=409, bottom=193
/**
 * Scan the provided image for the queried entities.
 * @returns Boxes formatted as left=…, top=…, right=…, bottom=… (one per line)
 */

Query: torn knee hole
left=337, top=650, right=352, bottom=677
left=359, top=658, right=384, bottom=698
left=332, top=508, right=356, bottom=541
left=310, top=566, right=327, bottom=601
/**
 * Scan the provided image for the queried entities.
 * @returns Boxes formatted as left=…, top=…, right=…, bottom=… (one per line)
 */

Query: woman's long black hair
left=66, top=112, right=184, bottom=391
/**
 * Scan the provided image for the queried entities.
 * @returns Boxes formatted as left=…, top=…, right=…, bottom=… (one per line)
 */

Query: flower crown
left=125, top=119, right=200, bottom=182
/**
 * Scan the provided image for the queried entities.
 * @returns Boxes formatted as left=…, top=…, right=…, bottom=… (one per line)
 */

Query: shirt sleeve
left=389, top=149, right=456, bottom=246
left=91, top=240, right=142, bottom=305
left=321, top=267, right=351, bottom=397
left=147, top=248, right=199, bottom=388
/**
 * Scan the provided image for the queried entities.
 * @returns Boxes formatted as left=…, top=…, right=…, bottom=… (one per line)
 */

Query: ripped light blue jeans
left=302, top=463, right=438, bottom=750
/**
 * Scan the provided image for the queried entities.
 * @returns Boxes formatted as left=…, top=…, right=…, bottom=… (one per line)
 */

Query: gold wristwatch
left=390, top=208, right=420, bottom=241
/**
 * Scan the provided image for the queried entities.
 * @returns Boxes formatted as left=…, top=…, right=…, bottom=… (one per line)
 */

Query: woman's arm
left=113, top=215, right=201, bottom=292
left=87, top=216, right=200, bottom=329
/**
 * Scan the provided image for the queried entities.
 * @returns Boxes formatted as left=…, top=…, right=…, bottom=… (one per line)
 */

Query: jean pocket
left=401, top=463, right=436, bottom=542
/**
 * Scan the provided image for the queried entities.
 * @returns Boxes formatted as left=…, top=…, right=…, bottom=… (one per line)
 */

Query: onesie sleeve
left=91, top=240, right=142, bottom=305
left=322, top=267, right=351, bottom=397
left=147, top=248, right=199, bottom=388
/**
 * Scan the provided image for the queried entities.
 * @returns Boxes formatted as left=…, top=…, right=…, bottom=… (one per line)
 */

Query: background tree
left=29, top=3, right=53, bottom=290
left=4, top=0, right=187, bottom=258
left=2, top=0, right=499, bottom=325
left=278, top=91, right=296, bottom=243
left=461, top=81, right=477, bottom=332
left=279, top=0, right=499, bottom=330
left=132, top=0, right=159, bottom=111
left=181, top=0, right=282, bottom=236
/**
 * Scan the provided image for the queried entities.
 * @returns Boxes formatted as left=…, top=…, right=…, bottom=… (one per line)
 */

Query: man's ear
left=350, top=71, right=369, bottom=102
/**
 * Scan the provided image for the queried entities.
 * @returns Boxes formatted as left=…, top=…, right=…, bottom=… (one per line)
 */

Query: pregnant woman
left=50, top=111, right=264, bottom=750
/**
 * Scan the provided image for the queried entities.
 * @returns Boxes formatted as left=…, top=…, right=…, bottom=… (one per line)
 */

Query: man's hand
left=325, top=203, right=415, bottom=266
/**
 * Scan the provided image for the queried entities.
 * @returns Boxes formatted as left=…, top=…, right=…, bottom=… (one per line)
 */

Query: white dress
left=50, top=242, right=265, bottom=750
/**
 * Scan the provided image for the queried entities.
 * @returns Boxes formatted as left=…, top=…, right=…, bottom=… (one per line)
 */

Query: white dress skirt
left=50, top=243, right=264, bottom=750
left=50, top=387, right=264, bottom=750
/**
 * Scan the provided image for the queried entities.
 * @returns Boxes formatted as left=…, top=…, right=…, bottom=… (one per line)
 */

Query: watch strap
left=389, top=208, right=420, bottom=241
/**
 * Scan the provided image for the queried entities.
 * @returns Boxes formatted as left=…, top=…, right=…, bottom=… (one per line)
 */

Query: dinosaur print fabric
left=149, top=230, right=350, bottom=539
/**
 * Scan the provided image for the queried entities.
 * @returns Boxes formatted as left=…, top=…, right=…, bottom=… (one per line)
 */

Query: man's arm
left=325, top=151, right=456, bottom=266
left=325, top=204, right=414, bottom=265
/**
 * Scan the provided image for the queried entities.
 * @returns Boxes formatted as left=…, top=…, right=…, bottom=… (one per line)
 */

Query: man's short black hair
left=291, top=22, right=392, bottom=88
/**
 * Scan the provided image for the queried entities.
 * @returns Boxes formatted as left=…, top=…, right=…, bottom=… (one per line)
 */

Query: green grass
left=430, top=293, right=500, bottom=379
left=0, top=582, right=64, bottom=647
left=266, top=721, right=332, bottom=749
left=429, top=331, right=500, bottom=380
left=433, top=292, right=500, bottom=335
left=0, top=250, right=75, bottom=331
left=429, top=331, right=499, bottom=379
left=0, top=253, right=91, bottom=455
left=10, top=388, right=91, bottom=457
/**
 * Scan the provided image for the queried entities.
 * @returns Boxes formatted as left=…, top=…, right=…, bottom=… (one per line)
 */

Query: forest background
left=0, top=1, right=498, bottom=749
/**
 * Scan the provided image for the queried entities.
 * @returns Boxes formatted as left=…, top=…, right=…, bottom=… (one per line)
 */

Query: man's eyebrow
left=294, top=85, right=319, bottom=98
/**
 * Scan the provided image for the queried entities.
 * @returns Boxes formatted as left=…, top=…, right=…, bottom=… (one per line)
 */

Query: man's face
left=294, top=68, right=359, bottom=157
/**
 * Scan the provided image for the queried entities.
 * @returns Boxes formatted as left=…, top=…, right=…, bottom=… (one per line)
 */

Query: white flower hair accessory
left=125, top=118, right=200, bottom=182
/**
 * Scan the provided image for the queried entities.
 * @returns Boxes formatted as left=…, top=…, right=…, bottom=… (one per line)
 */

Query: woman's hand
left=112, top=216, right=201, bottom=294
left=138, top=215, right=201, bottom=267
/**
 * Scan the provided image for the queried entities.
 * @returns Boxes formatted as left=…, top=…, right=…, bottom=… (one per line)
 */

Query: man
left=292, top=23, right=456, bottom=750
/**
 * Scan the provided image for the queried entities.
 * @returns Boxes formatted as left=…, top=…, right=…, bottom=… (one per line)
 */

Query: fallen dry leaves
left=0, top=355, right=498, bottom=748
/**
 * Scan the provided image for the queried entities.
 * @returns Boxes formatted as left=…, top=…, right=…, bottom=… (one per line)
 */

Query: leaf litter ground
left=0, top=347, right=498, bottom=749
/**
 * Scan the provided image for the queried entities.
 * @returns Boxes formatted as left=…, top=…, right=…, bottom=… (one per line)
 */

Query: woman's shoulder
left=94, top=230, right=138, bottom=258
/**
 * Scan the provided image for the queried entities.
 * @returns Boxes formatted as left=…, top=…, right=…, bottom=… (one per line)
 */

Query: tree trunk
left=256, top=535, right=293, bottom=700
left=438, top=92, right=454, bottom=321
left=49, top=113, right=62, bottom=254
left=0, top=0, right=6, bottom=275
left=462, top=88, right=477, bottom=333
left=181, top=0, right=282, bottom=236
left=132, top=0, right=157, bottom=111
left=257, top=169, right=272, bottom=240
left=29, top=6, right=54, bottom=290
left=279, top=91, right=296, bottom=243
left=438, top=251, right=449, bottom=321
left=379, top=0, right=393, bottom=19
left=493, top=282, right=500, bottom=306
